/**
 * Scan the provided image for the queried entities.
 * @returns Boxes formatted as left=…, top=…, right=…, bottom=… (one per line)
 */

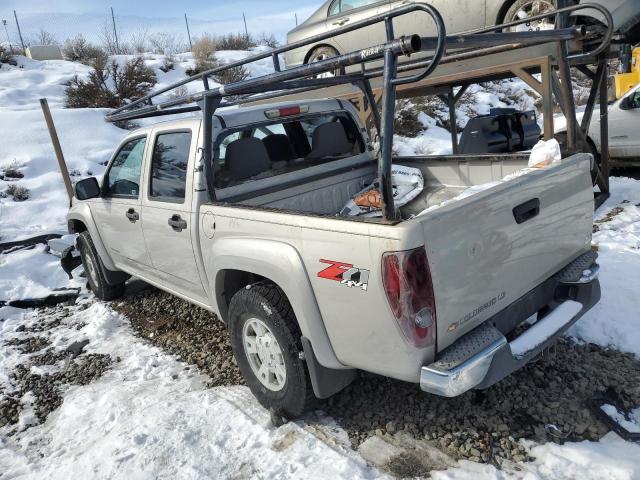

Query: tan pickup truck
left=68, top=98, right=600, bottom=417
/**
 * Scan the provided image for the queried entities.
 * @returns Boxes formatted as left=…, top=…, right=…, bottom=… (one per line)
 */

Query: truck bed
left=217, top=153, right=532, bottom=219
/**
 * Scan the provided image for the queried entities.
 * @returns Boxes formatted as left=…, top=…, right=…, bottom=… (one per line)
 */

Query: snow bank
left=568, top=177, right=640, bottom=358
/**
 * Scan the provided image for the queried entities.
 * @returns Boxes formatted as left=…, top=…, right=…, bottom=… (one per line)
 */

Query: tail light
left=382, top=247, right=436, bottom=348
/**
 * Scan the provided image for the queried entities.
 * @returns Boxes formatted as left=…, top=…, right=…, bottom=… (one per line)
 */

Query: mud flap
left=301, top=336, right=356, bottom=399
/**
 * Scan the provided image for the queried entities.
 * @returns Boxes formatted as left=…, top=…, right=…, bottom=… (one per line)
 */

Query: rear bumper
left=420, top=252, right=601, bottom=397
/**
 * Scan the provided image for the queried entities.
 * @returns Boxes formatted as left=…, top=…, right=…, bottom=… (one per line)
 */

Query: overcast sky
left=1, top=0, right=324, bottom=45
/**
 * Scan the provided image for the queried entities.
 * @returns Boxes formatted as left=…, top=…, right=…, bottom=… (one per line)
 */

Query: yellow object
left=614, top=47, right=640, bottom=99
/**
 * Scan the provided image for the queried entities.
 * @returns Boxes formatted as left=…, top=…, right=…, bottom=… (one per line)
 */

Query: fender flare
left=67, top=204, right=118, bottom=272
left=210, top=237, right=347, bottom=370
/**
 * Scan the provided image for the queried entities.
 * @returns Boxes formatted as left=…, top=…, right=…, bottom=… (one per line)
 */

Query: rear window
left=213, top=111, right=365, bottom=189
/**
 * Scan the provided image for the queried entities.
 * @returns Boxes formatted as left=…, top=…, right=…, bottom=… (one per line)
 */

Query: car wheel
left=307, top=46, right=343, bottom=78
left=555, top=132, right=600, bottom=185
left=504, top=0, right=556, bottom=32
left=228, top=283, right=316, bottom=418
left=77, top=231, right=126, bottom=301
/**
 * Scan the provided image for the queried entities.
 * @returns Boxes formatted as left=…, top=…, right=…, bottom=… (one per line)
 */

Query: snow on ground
left=568, top=177, right=640, bottom=358
left=0, top=302, right=384, bottom=479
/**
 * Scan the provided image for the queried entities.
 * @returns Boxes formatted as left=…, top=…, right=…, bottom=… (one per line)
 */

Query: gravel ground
left=3, top=286, right=639, bottom=473
left=0, top=306, right=112, bottom=432
left=112, top=286, right=640, bottom=469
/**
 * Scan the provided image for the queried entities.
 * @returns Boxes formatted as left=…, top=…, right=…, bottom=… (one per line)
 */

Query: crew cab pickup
left=69, top=99, right=600, bottom=416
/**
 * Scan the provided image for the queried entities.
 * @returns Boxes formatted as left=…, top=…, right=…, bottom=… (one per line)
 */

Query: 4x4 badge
left=318, top=259, right=369, bottom=291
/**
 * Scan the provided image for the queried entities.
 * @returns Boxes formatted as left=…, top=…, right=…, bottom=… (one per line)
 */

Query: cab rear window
left=214, top=111, right=365, bottom=188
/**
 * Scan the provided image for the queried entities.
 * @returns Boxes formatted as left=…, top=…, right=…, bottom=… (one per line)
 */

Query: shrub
left=215, top=65, right=250, bottom=85
left=188, top=34, right=219, bottom=75
left=216, top=33, right=256, bottom=51
left=160, top=56, right=175, bottom=73
left=149, top=33, right=184, bottom=55
left=3, top=167, right=24, bottom=179
left=0, top=45, right=14, bottom=65
left=256, top=32, right=279, bottom=48
left=394, top=100, right=425, bottom=138
left=63, top=35, right=104, bottom=65
left=64, top=56, right=157, bottom=108
left=6, top=184, right=30, bottom=201
left=129, top=30, right=149, bottom=54
left=32, top=28, right=57, bottom=46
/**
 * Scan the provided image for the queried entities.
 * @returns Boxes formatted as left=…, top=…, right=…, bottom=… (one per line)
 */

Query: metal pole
left=2, top=20, right=12, bottom=54
left=111, top=7, right=120, bottom=54
left=379, top=47, right=398, bottom=221
left=13, top=10, right=25, bottom=54
left=184, top=13, right=193, bottom=51
left=295, top=13, right=298, bottom=27
left=40, top=98, right=74, bottom=203
left=242, top=13, right=249, bottom=39
left=598, top=55, right=610, bottom=195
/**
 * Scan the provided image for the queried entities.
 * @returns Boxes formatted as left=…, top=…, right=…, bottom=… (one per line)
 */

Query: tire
left=228, top=283, right=315, bottom=418
left=306, top=46, right=343, bottom=77
left=77, top=231, right=126, bottom=301
left=503, top=0, right=557, bottom=32
left=555, top=132, right=600, bottom=185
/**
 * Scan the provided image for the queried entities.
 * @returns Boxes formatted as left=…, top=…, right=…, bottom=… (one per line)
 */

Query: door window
left=104, top=136, right=146, bottom=198
left=329, top=0, right=382, bottom=15
left=149, top=131, right=192, bottom=202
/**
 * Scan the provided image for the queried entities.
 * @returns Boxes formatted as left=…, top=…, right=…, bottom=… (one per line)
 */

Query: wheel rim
left=84, top=252, right=98, bottom=285
left=508, top=0, right=556, bottom=32
left=310, top=51, right=337, bottom=78
left=242, top=318, right=286, bottom=391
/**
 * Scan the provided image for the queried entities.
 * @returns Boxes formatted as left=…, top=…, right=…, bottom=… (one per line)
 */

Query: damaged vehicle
left=64, top=5, right=601, bottom=417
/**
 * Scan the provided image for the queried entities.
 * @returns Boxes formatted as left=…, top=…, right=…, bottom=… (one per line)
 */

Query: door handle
left=126, top=208, right=139, bottom=223
left=513, top=198, right=540, bottom=224
left=332, top=18, right=350, bottom=26
left=168, top=214, right=188, bottom=232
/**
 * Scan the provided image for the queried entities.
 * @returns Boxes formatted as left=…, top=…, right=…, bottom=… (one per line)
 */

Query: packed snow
left=1, top=52, right=640, bottom=480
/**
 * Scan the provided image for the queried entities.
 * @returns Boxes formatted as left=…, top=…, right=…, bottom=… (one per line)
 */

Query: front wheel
left=504, top=0, right=557, bottom=32
left=77, top=231, right=126, bottom=301
left=228, top=283, right=315, bottom=418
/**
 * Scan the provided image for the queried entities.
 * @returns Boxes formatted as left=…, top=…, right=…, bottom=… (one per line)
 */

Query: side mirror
left=75, top=177, right=101, bottom=200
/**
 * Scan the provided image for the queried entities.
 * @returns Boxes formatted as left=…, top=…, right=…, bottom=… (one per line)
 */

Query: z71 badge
left=318, top=259, right=369, bottom=291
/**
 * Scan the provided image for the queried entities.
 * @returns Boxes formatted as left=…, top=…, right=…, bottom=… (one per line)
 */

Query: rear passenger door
left=141, top=128, right=206, bottom=299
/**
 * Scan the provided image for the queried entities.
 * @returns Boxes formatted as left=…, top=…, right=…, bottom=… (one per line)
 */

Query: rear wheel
left=307, top=46, right=343, bottom=78
left=228, top=283, right=315, bottom=418
left=77, top=232, right=126, bottom=301
left=504, top=0, right=556, bottom=32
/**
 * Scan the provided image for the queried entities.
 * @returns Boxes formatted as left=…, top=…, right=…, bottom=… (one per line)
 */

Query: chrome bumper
left=420, top=336, right=507, bottom=397
left=420, top=298, right=590, bottom=397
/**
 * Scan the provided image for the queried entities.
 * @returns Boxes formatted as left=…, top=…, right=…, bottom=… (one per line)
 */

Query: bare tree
left=149, top=32, right=184, bottom=55
left=32, top=28, right=57, bottom=46
left=129, top=29, right=149, bottom=54
left=99, top=20, right=119, bottom=55
left=257, top=32, right=279, bottom=48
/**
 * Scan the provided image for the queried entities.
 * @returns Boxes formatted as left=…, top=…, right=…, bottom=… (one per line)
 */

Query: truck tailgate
left=417, top=155, right=594, bottom=352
